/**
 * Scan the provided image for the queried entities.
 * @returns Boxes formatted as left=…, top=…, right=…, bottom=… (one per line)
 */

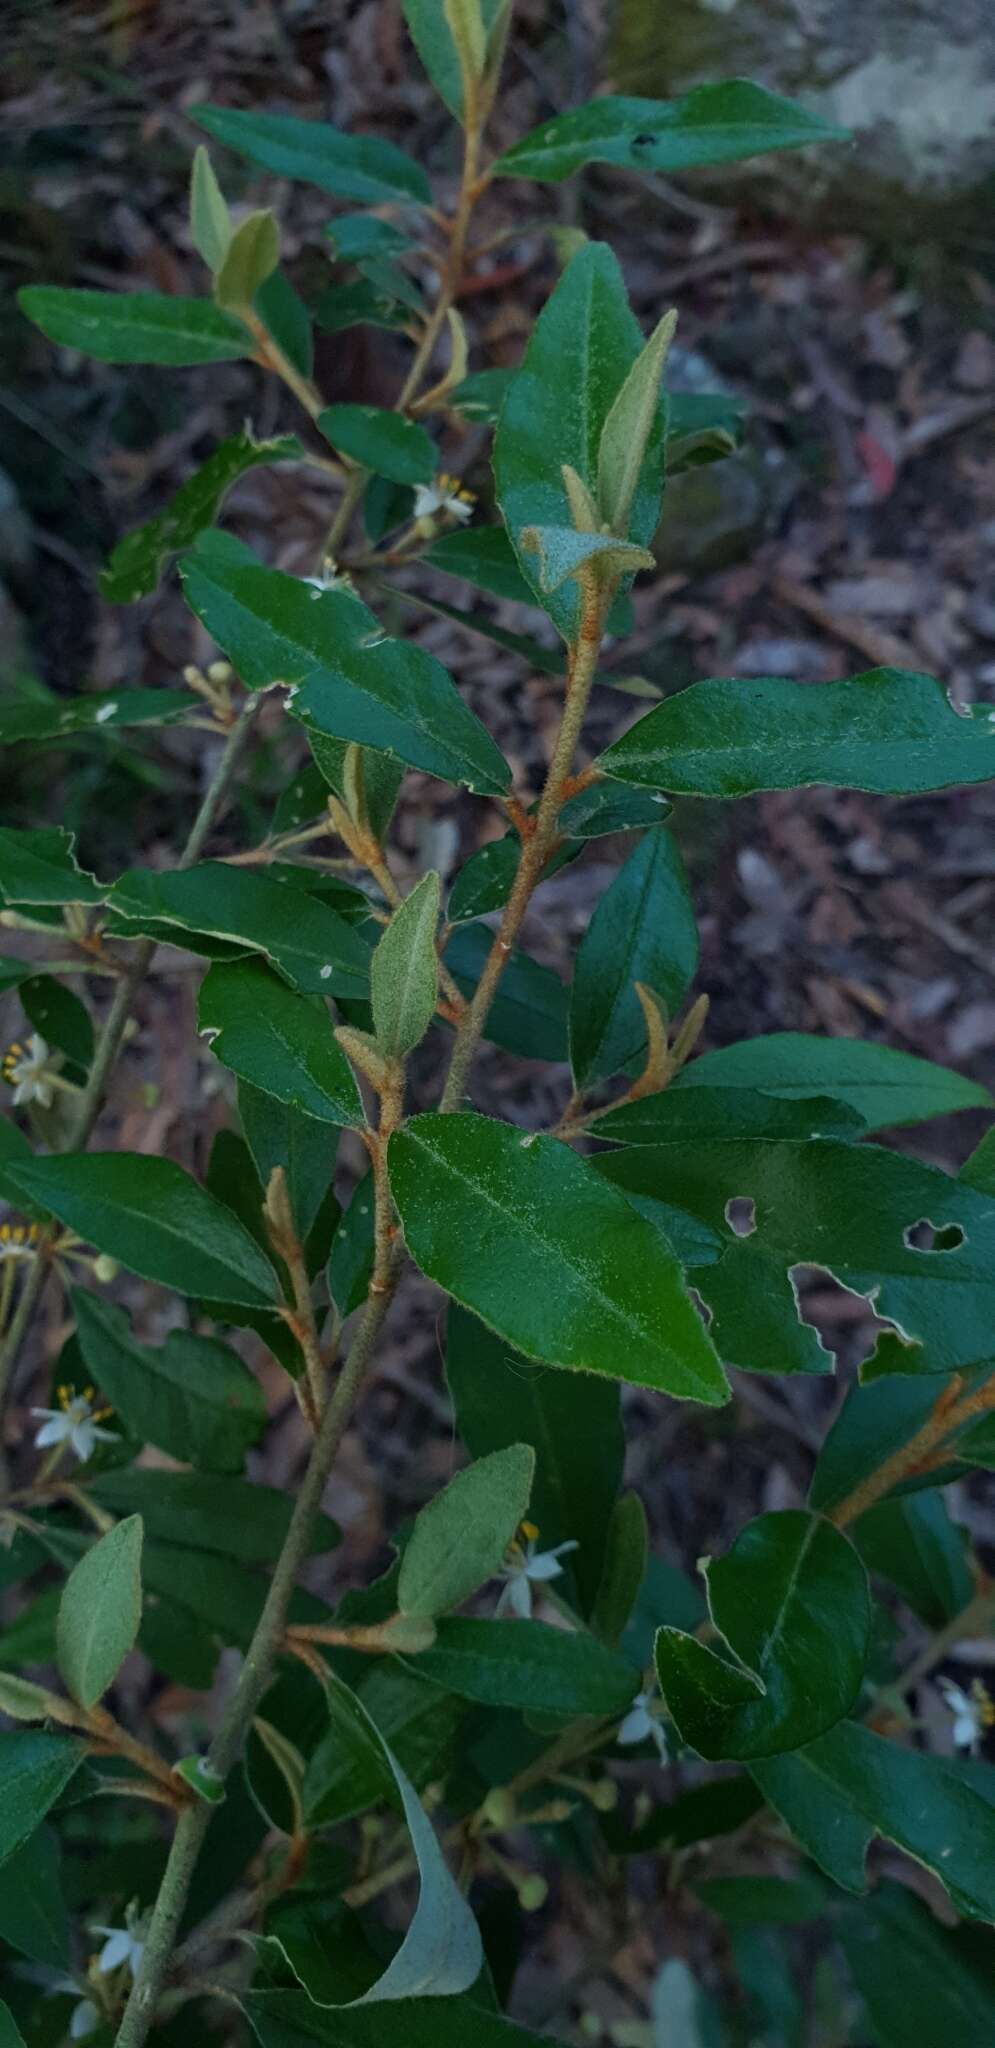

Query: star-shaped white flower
left=938, top=1675, right=994, bottom=1754
left=412, top=473, right=475, bottom=525
left=618, top=1689, right=669, bottom=1764
left=92, top=1922, right=145, bottom=1977
left=495, top=1522, right=579, bottom=1618
left=31, top=1386, right=116, bottom=1463
left=3, top=1033, right=57, bottom=1108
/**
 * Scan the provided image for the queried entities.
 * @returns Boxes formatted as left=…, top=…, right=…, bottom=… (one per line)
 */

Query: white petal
left=35, top=1082, right=55, bottom=1109
left=447, top=497, right=473, bottom=523
left=33, top=1416, right=68, bottom=1448
left=650, top=1720, right=670, bottom=1764
left=27, top=1035, right=49, bottom=1063
left=70, top=2001, right=100, bottom=2041
left=506, top=1573, right=533, bottom=1619
left=525, top=1554, right=566, bottom=1583
left=70, top=1423, right=97, bottom=1461
left=97, top=1929, right=132, bottom=1973
left=618, top=1704, right=651, bottom=1747
left=413, top=486, right=442, bottom=518
left=12, top=1079, right=32, bottom=1106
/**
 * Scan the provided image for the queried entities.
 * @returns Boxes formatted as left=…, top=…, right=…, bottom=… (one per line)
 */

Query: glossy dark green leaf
left=0, top=687, right=197, bottom=743
left=399, top=1445, right=535, bottom=1620
left=0, top=1589, right=59, bottom=1672
left=559, top=781, right=670, bottom=838
left=447, top=840, right=520, bottom=923
left=444, top=923, right=568, bottom=1063
left=622, top=1555, right=706, bottom=1669
left=256, top=267, right=314, bottom=379
left=752, top=1720, right=995, bottom=1917
left=370, top=871, right=441, bottom=1058
left=327, top=215, right=413, bottom=262
left=192, top=105, right=430, bottom=206
left=598, top=1136, right=995, bottom=1379
left=100, top=430, right=302, bottom=603
left=694, top=1872, right=827, bottom=1927
left=425, top=526, right=536, bottom=606
left=73, top=1288, right=266, bottom=1473
left=317, top=405, right=435, bottom=486
left=0, top=827, right=103, bottom=907
left=327, top=1168, right=375, bottom=1316
left=315, top=278, right=412, bottom=335
left=0, top=1731, right=80, bottom=1870
left=655, top=1511, right=870, bottom=1760
left=591, top=1492, right=648, bottom=1648
left=389, top=1113, right=728, bottom=1402
left=404, top=1616, right=638, bottom=1717
left=0, top=1827, right=69, bottom=1970
left=90, top=1468, right=338, bottom=1562
left=570, top=827, right=698, bottom=1087
left=839, top=1883, right=995, bottom=2048
left=449, top=367, right=515, bottom=422
left=304, top=1663, right=464, bottom=1827
left=493, top=242, right=665, bottom=643
left=19, top=975, right=93, bottom=1074
left=199, top=958, right=362, bottom=1125
left=597, top=1086, right=864, bottom=1147
left=56, top=1514, right=143, bottom=1709
left=239, top=1080, right=338, bottom=1246
left=492, top=82, right=847, bottom=183
left=0, top=2006, right=26, bottom=2048
left=243, top=1991, right=556, bottom=2047
left=180, top=532, right=510, bottom=795
left=108, top=861, right=371, bottom=999
left=401, top=0, right=508, bottom=119
left=669, top=1031, right=991, bottom=1131
left=600, top=669, right=995, bottom=797
left=607, top=1773, right=762, bottom=1856
left=18, top=286, right=249, bottom=364
left=7, top=1152, right=280, bottom=1308
left=446, top=1306, right=623, bottom=1615
left=853, top=1493, right=973, bottom=1626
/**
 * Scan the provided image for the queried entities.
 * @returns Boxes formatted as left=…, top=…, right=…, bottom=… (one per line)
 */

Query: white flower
left=92, top=1923, right=145, bottom=1977
left=618, top=1689, right=669, bottom=1764
left=495, top=1522, right=579, bottom=1619
left=0, top=1220, right=41, bottom=1262
left=3, top=1034, right=57, bottom=1108
left=69, top=2000, right=100, bottom=2041
left=939, top=1675, right=994, bottom=1754
left=31, top=1386, right=116, bottom=1463
left=412, top=473, right=475, bottom=525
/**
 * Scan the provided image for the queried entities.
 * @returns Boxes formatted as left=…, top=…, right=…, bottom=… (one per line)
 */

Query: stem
left=240, top=308, right=326, bottom=424
left=0, top=698, right=261, bottom=1477
left=439, top=575, right=606, bottom=1111
left=396, top=117, right=481, bottom=413
left=830, top=1372, right=995, bottom=1530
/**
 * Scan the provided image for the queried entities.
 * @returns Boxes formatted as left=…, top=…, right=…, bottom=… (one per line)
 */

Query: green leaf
left=256, top=267, right=314, bottom=379
left=403, top=1616, right=638, bottom=1718
left=447, top=839, right=520, bottom=923
left=808, top=1364, right=991, bottom=1516
left=493, top=243, right=666, bottom=643
left=108, top=861, right=371, bottom=999
left=284, top=1665, right=481, bottom=2001
left=492, top=82, right=847, bottom=183
left=559, top=781, right=671, bottom=838
left=243, top=1992, right=556, bottom=2047
left=304, top=1663, right=464, bottom=1828
left=449, top=367, right=514, bottom=423
left=327, top=215, right=414, bottom=262
left=693, top=1872, right=828, bottom=1927
left=308, top=732, right=404, bottom=844
left=839, top=1883, right=995, bottom=2048
left=521, top=524, right=655, bottom=595
left=198, top=957, right=362, bottom=1125
left=100, top=430, right=302, bottom=603
left=72, top=1288, right=266, bottom=1474
left=0, top=1827, right=69, bottom=1970
left=180, top=532, right=510, bottom=795
left=853, top=1493, right=973, bottom=1626
left=317, top=405, right=435, bottom=486
left=597, top=1136, right=995, bottom=1379
left=215, top=209, right=280, bottom=312
left=0, top=1732, right=80, bottom=1869
left=600, top=669, right=995, bottom=798
left=569, top=826, right=698, bottom=1087
left=597, top=1086, right=864, bottom=1147
left=327, top=1168, right=375, bottom=1316
left=193, top=105, right=430, bottom=206
left=56, top=1514, right=143, bottom=1709
left=425, top=525, right=536, bottom=606
left=89, top=1468, right=338, bottom=1563
left=7, top=1152, right=280, bottom=1308
left=388, top=579, right=658, bottom=696
left=599, top=310, right=677, bottom=536
left=389, top=1113, right=728, bottom=1403
left=315, top=277, right=413, bottom=335
left=0, top=687, right=198, bottom=742
left=370, top=871, right=441, bottom=1058
left=0, top=827, right=103, bottom=907
left=401, top=0, right=508, bottom=119
left=20, top=974, right=93, bottom=1074
left=752, top=1719, right=995, bottom=1917
left=655, top=1510, right=870, bottom=1761
left=0, top=1119, right=36, bottom=1211
left=664, top=1033, right=992, bottom=1132
left=190, top=145, right=232, bottom=272
left=446, top=1306, right=624, bottom=1615
left=240, top=1081, right=338, bottom=1245
left=444, top=924, right=568, bottom=1062
left=398, top=1445, right=535, bottom=1620
left=18, top=286, right=250, bottom=365
left=0, top=2006, right=26, bottom=2048
left=591, top=1492, right=648, bottom=1647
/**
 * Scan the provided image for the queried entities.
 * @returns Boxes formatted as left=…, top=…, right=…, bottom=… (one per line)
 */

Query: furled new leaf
left=370, top=871, right=441, bottom=1058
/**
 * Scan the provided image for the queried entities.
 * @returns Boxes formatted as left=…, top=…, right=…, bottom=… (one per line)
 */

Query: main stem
left=114, top=1259, right=399, bottom=2047
left=0, top=698, right=261, bottom=1475
left=439, top=576, right=606, bottom=1111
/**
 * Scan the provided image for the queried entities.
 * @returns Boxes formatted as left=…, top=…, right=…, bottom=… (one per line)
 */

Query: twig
left=830, top=1373, right=995, bottom=1529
